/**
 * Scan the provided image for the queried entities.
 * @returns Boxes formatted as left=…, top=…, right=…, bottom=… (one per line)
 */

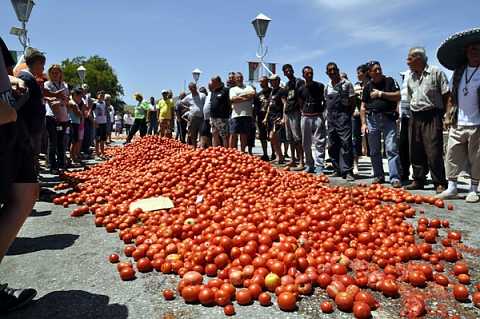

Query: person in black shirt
left=253, top=76, right=272, bottom=161
left=360, top=61, right=402, bottom=188
left=281, top=64, right=305, bottom=171
left=0, top=37, right=38, bottom=313
left=263, top=74, right=285, bottom=164
left=210, top=75, right=230, bottom=147
left=297, top=66, right=326, bottom=174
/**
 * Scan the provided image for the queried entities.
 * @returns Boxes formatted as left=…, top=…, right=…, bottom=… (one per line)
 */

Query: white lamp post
left=192, top=68, right=201, bottom=84
left=10, top=0, right=35, bottom=53
left=252, top=13, right=274, bottom=77
left=77, top=65, right=86, bottom=84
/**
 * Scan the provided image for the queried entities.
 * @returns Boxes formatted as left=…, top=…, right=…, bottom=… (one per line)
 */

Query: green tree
left=61, top=55, right=125, bottom=111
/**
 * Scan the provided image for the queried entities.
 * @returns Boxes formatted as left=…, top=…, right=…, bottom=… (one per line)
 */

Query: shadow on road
left=6, top=234, right=80, bottom=256
left=2, top=290, right=128, bottom=319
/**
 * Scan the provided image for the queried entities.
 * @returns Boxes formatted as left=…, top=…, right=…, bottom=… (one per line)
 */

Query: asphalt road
left=1, top=137, right=480, bottom=319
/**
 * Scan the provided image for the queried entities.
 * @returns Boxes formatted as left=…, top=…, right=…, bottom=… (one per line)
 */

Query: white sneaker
left=466, top=193, right=479, bottom=203
left=435, top=191, right=459, bottom=199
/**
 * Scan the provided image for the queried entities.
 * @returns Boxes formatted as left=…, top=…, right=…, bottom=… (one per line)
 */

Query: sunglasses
left=369, top=61, right=380, bottom=68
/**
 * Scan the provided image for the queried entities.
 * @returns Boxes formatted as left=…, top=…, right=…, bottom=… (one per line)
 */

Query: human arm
left=369, top=89, right=401, bottom=101
left=230, top=90, right=257, bottom=103
left=360, top=101, right=368, bottom=135
left=443, top=93, right=453, bottom=131
left=280, top=94, right=287, bottom=126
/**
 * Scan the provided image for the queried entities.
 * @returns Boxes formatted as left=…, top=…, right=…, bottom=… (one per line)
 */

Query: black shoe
left=270, top=154, right=276, bottom=161
left=345, top=174, right=355, bottom=182
left=260, top=155, right=270, bottom=161
left=372, top=178, right=385, bottom=184
left=0, top=285, right=37, bottom=312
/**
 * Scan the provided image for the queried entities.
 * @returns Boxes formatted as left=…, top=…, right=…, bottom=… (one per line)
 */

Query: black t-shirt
left=283, top=77, right=304, bottom=113
left=17, top=70, right=45, bottom=134
left=267, top=87, right=284, bottom=121
left=253, top=88, right=272, bottom=114
left=210, top=85, right=230, bottom=119
left=362, top=77, right=399, bottom=112
left=0, top=37, right=15, bottom=69
left=297, top=81, right=325, bottom=114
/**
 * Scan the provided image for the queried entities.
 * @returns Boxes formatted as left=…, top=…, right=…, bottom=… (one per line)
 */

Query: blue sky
left=1, top=0, right=479, bottom=104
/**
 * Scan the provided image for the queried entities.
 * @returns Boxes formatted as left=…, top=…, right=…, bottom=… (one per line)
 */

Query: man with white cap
left=436, top=28, right=480, bottom=203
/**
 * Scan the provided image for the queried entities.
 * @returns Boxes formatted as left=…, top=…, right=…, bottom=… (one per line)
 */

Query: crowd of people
left=0, top=26, right=479, bottom=313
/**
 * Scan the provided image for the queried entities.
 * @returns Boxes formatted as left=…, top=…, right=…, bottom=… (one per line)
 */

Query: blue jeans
left=366, top=113, right=401, bottom=183
left=301, top=114, right=326, bottom=169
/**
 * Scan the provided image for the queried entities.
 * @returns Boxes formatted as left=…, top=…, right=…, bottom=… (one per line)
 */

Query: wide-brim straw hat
left=437, top=28, right=480, bottom=71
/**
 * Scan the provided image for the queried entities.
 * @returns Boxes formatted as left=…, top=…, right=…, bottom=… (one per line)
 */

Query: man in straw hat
left=436, top=28, right=480, bottom=203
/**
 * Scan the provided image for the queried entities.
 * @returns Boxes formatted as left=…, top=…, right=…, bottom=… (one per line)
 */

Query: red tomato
left=453, top=284, right=469, bottom=301
left=258, top=292, right=271, bottom=306
left=109, top=253, right=119, bottom=263
left=353, top=301, right=371, bottom=319
left=434, top=274, right=449, bottom=286
left=136, top=257, right=152, bottom=272
left=215, top=289, right=231, bottom=306
left=163, top=289, right=174, bottom=300
left=378, top=278, right=398, bottom=297
left=354, top=291, right=379, bottom=310
left=181, top=285, right=199, bottom=303
left=248, top=283, right=263, bottom=299
left=119, top=267, right=135, bottom=281
left=335, top=291, right=354, bottom=311
left=453, top=262, right=469, bottom=275
left=224, top=305, right=235, bottom=316
left=320, top=301, right=333, bottom=313
left=235, top=289, right=252, bottom=306
left=198, top=287, right=215, bottom=305
left=277, top=292, right=296, bottom=311
left=472, top=292, right=480, bottom=308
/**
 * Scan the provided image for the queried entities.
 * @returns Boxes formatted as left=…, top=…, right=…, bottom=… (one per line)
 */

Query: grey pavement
left=1, top=137, right=479, bottom=319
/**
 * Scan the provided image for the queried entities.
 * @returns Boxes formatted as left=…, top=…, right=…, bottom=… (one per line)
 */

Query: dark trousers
left=45, top=116, right=67, bottom=170
left=177, top=119, right=187, bottom=143
left=328, top=110, right=353, bottom=176
left=81, top=119, right=92, bottom=153
left=351, top=116, right=362, bottom=157
left=127, top=118, right=147, bottom=142
left=409, top=108, right=446, bottom=187
left=399, top=117, right=411, bottom=181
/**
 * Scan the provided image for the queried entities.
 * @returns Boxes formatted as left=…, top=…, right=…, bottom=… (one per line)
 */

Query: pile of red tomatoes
left=53, top=136, right=480, bottom=318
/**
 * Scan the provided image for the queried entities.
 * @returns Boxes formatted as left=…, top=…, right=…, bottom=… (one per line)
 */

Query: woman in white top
left=44, top=64, right=69, bottom=174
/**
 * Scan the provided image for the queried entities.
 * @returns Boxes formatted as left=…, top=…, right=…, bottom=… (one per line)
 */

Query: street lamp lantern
left=11, top=0, right=35, bottom=22
left=252, top=13, right=274, bottom=77
left=252, top=13, right=271, bottom=40
left=77, top=65, right=86, bottom=84
left=192, top=68, right=201, bottom=84
left=10, top=0, right=35, bottom=52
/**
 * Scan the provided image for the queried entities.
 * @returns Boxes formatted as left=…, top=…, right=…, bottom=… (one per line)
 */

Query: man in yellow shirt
left=157, top=89, right=175, bottom=138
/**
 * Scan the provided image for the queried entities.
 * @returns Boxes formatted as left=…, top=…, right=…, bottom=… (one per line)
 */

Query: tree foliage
left=61, top=55, right=125, bottom=111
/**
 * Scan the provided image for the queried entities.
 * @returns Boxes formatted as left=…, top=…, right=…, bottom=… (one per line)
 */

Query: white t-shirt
left=91, top=101, right=107, bottom=124
left=44, top=81, right=69, bottom=122
left=229, top=84, right=255, bottom=118
left=181, top=93, right=206, bottom=117
left=449, top=66, right=480, bottom=125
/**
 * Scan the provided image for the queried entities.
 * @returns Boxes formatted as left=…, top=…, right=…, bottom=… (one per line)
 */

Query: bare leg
left=0, top=183, right=38, bottom=263
left=230, top=133, right=239, bottom=150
